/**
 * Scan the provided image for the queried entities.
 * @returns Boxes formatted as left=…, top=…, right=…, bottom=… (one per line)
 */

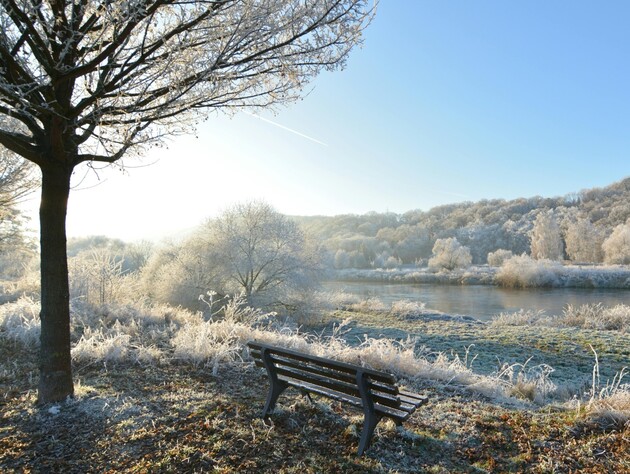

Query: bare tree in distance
left=428, top=237, right=472, bottom=271
left=603, top=221, right=630, bottom=264
left=0, top=0, right=374, bottom=402
left=0, top=149, right=39, bottom=209
left=203, top=201, right=318, bottom=305
left=0, top=149, right=38, bottom=266
left=530, top=210, right=564, bottom=261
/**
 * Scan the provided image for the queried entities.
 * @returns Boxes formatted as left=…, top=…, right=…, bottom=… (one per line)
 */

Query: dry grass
left=1, top=296, right=629, bottom=472
left=1, top=343, right=628, bottom=473
left=491, top=303, right=630, bottom=333
left=560, top=303, right=630, bottom=332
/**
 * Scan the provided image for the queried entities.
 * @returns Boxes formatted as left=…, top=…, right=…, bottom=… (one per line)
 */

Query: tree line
left=295, top=176, right=630, bottom=269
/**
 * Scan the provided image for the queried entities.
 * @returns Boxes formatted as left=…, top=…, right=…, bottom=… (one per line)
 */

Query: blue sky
left=22, top=1, right=630, bottom=240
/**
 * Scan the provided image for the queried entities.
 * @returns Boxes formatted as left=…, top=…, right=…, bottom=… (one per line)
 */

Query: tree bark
left=38, top=163, right=74, bottom=403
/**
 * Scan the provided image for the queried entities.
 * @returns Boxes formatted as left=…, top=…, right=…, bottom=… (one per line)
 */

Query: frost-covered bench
left=247, top=340, right=428, bottom=455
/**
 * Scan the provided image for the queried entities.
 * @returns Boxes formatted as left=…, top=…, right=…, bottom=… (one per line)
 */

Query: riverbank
left=332, top=264, right=630, bottom=289
left=1, top=299, right=628, bottom=472
left=1, top=338, right=628, bottom=473
left=317, top=306, right=629, bottom=396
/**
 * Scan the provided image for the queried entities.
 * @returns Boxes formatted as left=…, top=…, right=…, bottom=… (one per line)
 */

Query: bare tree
left=428, top=237, right=472, bottom=271
left=0, top=0, right=373, bottom=402
left=201, top=201, right=318, bottom=305
left=564, top=217, right=605, bottom=263
left=530, top=211, right=564, bottom=261
left=0, top=149, right=38, bottom=209
left=0, top=148, right=38, bottom=267
left=602, top=221, right=630, bottom=264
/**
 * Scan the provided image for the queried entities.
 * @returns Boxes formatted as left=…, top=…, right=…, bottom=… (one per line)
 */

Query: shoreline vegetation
left=1, top=293, right=628, bottom=472
left=332, top=263, right=630, bottom=289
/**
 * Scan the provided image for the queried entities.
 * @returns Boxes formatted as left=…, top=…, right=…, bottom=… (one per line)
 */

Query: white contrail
left=245, top=111, right=328, bottom=147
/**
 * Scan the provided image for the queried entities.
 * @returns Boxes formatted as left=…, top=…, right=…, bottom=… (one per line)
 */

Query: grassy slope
left=322, top=310, right=630, bottom=391
left=1, top=330, right=628, bottom=473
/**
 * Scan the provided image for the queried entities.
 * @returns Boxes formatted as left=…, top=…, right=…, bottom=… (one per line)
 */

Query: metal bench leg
left=356, top=369, right=381, bottom=456
left=358, top=411, right=380, bottom=456
left=262, top=379, right=287, bottom=418
left=299, top=389, right=314, bottom=404
left=261, top=348, right=287, bottom=418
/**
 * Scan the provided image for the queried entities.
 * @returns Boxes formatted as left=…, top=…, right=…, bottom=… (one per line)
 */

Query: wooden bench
left=247, top=340, right=428, bottom=455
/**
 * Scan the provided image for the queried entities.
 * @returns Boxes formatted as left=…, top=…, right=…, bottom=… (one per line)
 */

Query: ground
left=322, top=309, right=630, bottom=391
left=1, top=336, right=628, bottom=473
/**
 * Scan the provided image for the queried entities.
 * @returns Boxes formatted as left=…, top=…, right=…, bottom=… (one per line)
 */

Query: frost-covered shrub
left=499, top=361, right=557, bottom=404
left=0, top=263, right=40, bottom=302
left=603, top=222, right=630, bottom=264
left=487, top=249, right=513, bottom=267
left=371, top=252, right=401, bottom=269
left=496, top=254, right=562, bottom=288
left=347, top=297, right=388, bottom=313
left=69, top=250, right=138, bottom=305
left=490, top=309, right=549, bottom=327
left=490, top=303, right=629, bottom=333
left=560, top=303, right=629, bottom=332
left=71, top=328, right=132, bottom=363
left=390, top=300, right=426, bottom=317
left=311, top=291, right=362, bottom=311
left=564, top=218, right=605, bottom=263
left=428, top=238, right=472, bottom=271
left=530, top=211, right=563, bottom=261
left=333, top=249, right=351, bottom=269
left=0, top=296, right=40, bottom=346
left=172, top=320, right=254, bottom=375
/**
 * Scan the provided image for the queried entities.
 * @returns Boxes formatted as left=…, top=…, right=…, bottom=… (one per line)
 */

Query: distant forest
left=294, top=177, right=630, bottom=269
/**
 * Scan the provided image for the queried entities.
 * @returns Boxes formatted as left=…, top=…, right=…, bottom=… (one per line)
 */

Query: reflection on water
left=323, top=281, right=630, bottom=321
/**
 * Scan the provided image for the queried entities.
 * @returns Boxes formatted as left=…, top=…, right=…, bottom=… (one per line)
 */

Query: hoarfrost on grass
left=0, top=296, right=41, bottom=346
left=1, top=293, right=627, bottom=411
left=491, top=303, right=629, bottom=332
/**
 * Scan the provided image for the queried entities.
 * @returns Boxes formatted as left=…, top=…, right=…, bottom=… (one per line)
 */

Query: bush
left=603, top=222, right=630, bottom=264
left=487, top=249, right=513, bottom=267
left=560, top=303, right=630, bottom=332
left=0, top=296, right=40, bottom=346
left=496, top=254, right=562, bottom=288
left=428, top=238, right=472, bottom=271
left=490, top=309, right=549, bottom=327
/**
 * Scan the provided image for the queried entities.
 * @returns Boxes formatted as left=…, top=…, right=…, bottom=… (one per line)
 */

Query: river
left=322, top=281, right=630, bottom=321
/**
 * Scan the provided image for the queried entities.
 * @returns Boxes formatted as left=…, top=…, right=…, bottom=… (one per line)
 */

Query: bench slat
left=254, top=360, right=404, bottom=410
left=248, top=341, right=396, bottom=384
left=398, top=390, right=429, bottom=408
left=279, top=376, right=412, bottom=422
left=250, top=349, right=399, bottom=396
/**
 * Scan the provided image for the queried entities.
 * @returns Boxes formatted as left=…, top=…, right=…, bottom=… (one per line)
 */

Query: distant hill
left=293, top=176, right=630, bottom=267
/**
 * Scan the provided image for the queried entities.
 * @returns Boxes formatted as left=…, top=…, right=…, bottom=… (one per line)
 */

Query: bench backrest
left=247, top=341, right=403, bottom=410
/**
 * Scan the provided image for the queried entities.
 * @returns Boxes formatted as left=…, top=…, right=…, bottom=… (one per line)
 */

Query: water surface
left=323, top=281, right=629, bottom=321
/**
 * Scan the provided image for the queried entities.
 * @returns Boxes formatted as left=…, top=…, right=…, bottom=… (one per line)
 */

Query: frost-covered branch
left=1, top=0, right=373, bottom=166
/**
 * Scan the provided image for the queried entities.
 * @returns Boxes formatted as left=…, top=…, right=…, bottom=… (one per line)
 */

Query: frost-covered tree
left=530, top=211, right=564, bottom=261
left=487, top=249, right=513, bottom=267
left=140, top=239, right=216, bottom=310
left=0, top=149, right=38, bottom=210
left=428, top=237, right=472, bottom=271
left=0, top=150, right=37, bottom=243
left=0, top=0, right=373, bottom=402
left=0, top=149, right=38, bottom=276
left=602, top=222, right=630, bottom=264
left=564, top=217, right=605, bottom=263
left=201, top=201, right=318, bottom=304
left=333, top=249, right=351, bottom=269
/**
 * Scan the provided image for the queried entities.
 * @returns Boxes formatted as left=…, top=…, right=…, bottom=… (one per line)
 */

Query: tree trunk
left=38, top=163, right=74, bottom=403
